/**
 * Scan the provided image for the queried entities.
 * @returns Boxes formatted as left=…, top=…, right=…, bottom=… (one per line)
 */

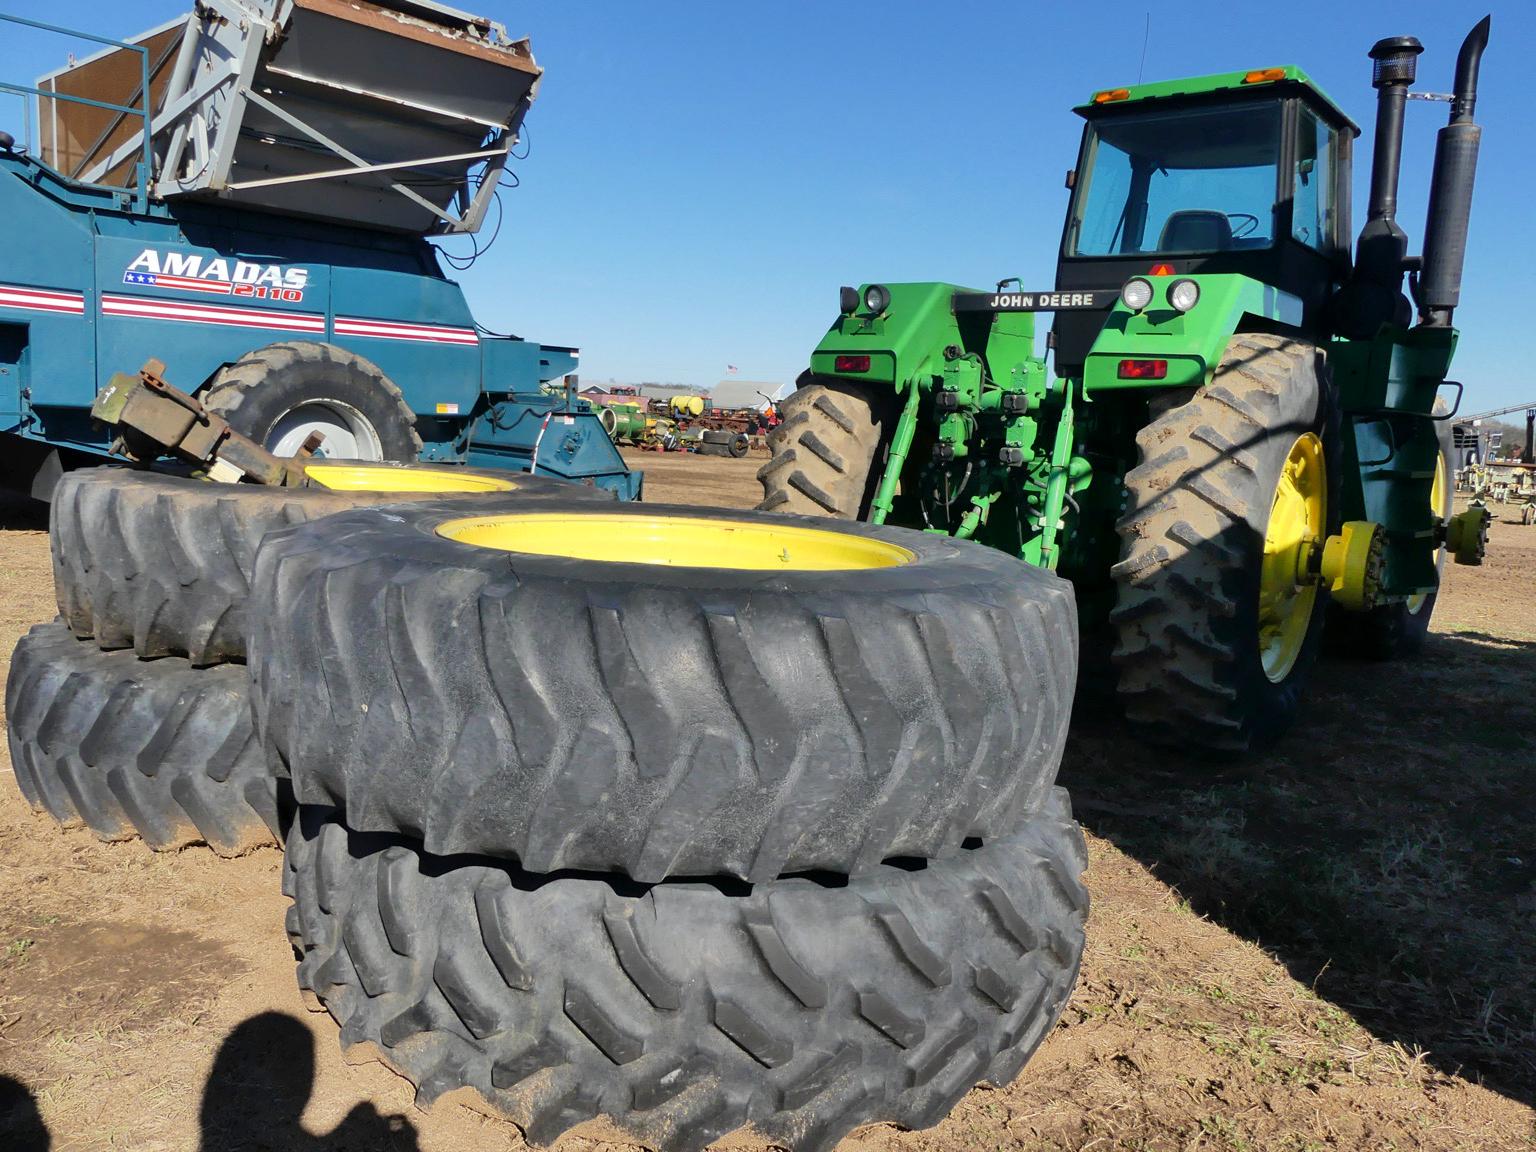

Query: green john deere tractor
left=760, top=19, right=1494, bottom=753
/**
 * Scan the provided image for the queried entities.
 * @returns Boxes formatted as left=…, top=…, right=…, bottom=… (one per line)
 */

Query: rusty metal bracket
left=91, top=359, right=313, bottom=486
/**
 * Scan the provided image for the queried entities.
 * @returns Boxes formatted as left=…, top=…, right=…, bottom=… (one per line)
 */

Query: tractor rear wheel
left=201, top=341, right=423, bottom=461
left=51, top=463, right=595, bottom=666
left=285, top=788, right=1088, bottom=1152
left=758, top=376, right=889, bottom=518
left=247, top=499, right=1078, bottom=883
left=1111, top=333, right=1338, bottom=752
left=6, top=622, right=285, bottom=855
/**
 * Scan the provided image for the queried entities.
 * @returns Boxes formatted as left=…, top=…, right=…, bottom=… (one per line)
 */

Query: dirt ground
left=1, top=458, right=1533, bottom=1152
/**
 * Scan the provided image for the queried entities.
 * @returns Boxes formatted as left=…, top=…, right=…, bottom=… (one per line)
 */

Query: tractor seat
left=1159, top=210, right=1233, bottom=253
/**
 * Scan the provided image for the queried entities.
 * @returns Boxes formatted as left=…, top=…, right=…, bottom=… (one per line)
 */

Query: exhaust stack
left=1417, top=16, right=1492, bottom=328
left=1353, top=35, right=1423, bottom=294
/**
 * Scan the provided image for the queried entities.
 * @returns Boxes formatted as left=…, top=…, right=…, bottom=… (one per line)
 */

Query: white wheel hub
left=267, top=401, right=383, bottom=460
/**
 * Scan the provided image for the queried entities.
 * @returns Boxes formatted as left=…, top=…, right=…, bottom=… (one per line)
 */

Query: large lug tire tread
left=757, top=378, right=888, bottom=518
left=201, top=341, right=424, bottom=462
left=5, top=622, right=286, bottom=856
left=249, top=500, right=1078, bottom=883
left=1325, top=418, right=1455, bottom=660
left=51, top=466, right=600, bottom=667
left=1110, top=333, right=1337, bottom=752
left=284, top=789, right=1088, bottom=1152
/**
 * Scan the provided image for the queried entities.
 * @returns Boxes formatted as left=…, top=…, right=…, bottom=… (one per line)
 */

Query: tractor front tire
left=285, top=789, right=1088, bottom=1152
left=1111, top=333, right=1338, bottom=752
left=758, top=376, right=888, bottom=518
left=202, top=341, right=423, bottom=461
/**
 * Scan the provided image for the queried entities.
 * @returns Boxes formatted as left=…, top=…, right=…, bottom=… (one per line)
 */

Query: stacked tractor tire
left=8, top=462, right=1089, bottom=1152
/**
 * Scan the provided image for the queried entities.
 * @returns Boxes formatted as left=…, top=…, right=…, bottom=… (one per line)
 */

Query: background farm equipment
left=591, top=389, right=775, bottom=455
left=0, top=3, right=637, bottom=500
left=763, top=19, right=1493, bottom=751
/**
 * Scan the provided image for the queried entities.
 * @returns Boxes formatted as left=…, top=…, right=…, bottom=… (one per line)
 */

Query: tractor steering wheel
left=1227, top=213, right=1260, bottom=238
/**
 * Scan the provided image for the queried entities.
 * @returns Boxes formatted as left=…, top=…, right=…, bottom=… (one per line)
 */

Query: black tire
left=701, top=429, right=734, bottom=446
left=1111, top=333, right=1338, bottom=752
left=758, top=377, right=890, bottom=517
left=202, top=341, right=422, bottom=461
left=1325, top=418, right=1455, bottom=660
left=51, top=464, right=606, bottom=667
left=249, top=500, right=1078, bottom=883
left=5, top=622, right=285, bottom=855
left=284, top=788, right=1088, bottom=1152
left=728, top=432, right=750, bottom=459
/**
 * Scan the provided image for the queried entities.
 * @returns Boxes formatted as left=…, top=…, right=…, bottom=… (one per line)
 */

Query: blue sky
left=1, top=1, right=1531, bottom=413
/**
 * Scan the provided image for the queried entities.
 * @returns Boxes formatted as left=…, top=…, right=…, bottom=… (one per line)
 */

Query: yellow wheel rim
left=304, top=464, right=517, bottom=494
left=1258, top=432, right=1325, bottom=683
left=435, top=513, right=914, bottom=571
left=1406, top=452, right=1448, bottom=615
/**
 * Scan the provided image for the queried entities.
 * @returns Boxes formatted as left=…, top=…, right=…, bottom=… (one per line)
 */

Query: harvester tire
left=5, top=622, right=284, bottom=855
left=51, top=464, right=601, bottom=666
left=1111, top=333, right=1338, bottom=752
left=284, top=788, right=1088, bottom=1152
left=758, top=376, right=890, bottom=518
left=1325, top=417, right=1455, bottom=660
left=249, top=499, right=1077, bottom=883
left=202, top=341, right=423, bottom=461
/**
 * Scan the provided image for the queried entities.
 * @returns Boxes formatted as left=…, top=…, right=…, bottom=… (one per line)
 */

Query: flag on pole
left=726, top=364, right=739, bottom=374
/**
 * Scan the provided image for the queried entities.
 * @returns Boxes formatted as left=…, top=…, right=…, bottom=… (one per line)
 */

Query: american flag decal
left=123, top=271, right=233, bottom=295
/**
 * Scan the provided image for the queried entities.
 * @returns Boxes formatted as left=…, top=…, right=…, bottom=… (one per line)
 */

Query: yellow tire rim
left=435, top=512, right=914, bottom=571
left=1258, top=432, right=1325, bottom=683
left=1406, top=452, right=1448, bottom=615
left=304, top=464, right=517, bottom=494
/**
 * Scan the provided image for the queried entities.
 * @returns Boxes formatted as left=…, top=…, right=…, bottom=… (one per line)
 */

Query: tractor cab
left=1053, top=70, right=1358, bottom=374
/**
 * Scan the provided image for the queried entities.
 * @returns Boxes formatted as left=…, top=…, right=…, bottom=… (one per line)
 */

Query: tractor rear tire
left=758, top=376, right=889, bottom=518
left=284, top=788, right=1088, bottom=1152
left=51, top=464, right=600, bottom=666
left=1111, top=333, right=1338, bottom=752
left=6, top=622, right=285, bottom=855
left=202, top=341, right=422, bottom=461
left=1325, top=417, right=1455, bottom=660
left=248, top=499, right=1078, bottom=883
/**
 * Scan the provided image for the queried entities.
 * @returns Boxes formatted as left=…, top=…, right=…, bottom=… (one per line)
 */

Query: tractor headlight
left=1168, top=278, right=1201, bottom=312
left=839, top=286, right=860, bottom=315
left=1120, top=277, right=1154, bottom=312
left=863, top=284, right=892, bottom=314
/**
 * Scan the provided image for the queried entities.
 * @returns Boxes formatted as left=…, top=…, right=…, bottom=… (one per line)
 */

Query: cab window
left=1292, top=105, right=1337, bottom=252
left=1067, top=101, right=1282, bottom=257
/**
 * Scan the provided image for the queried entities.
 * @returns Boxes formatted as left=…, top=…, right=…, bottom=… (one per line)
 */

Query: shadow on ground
left=0, top=1076, right=49, bottom=1151
left=3, top=1011, right=421, bottom=1150
left=1062, top=631, right=1536, bottom=1108
left=0, top=492, right=47, bottom=532
left=197, top=1011, right=420, bottom=1151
